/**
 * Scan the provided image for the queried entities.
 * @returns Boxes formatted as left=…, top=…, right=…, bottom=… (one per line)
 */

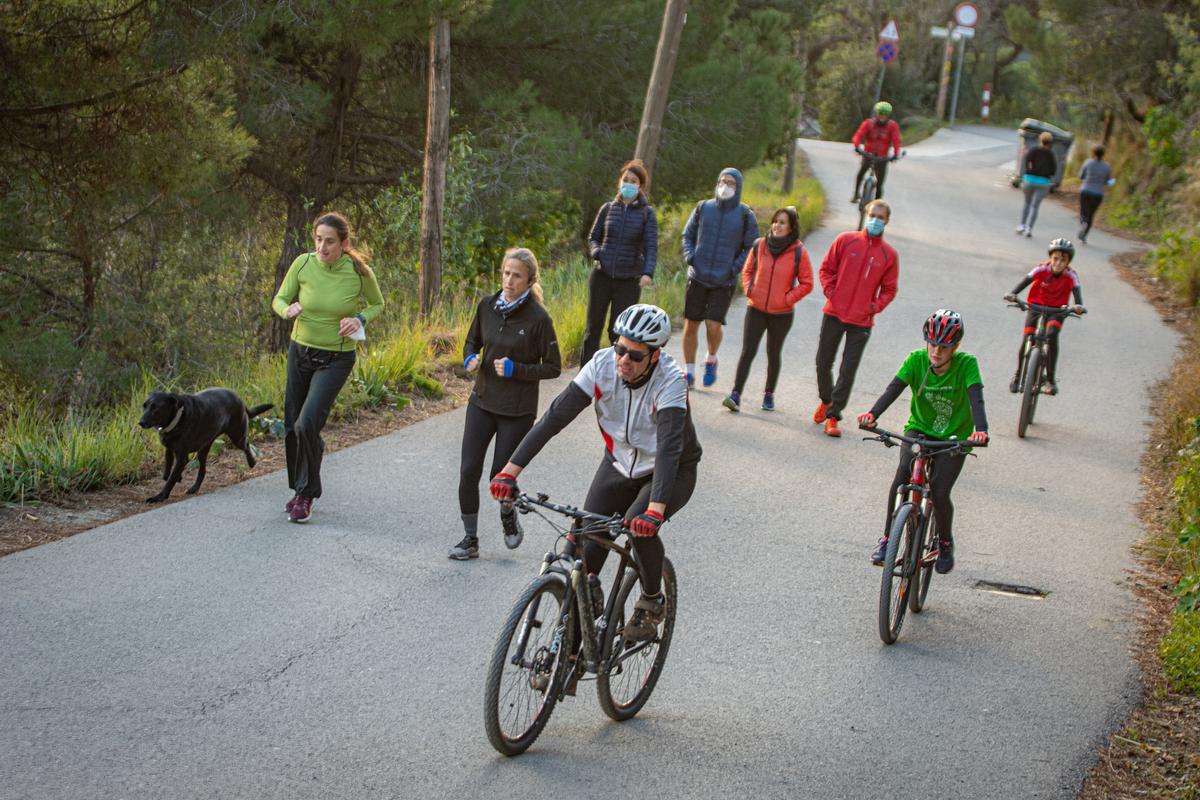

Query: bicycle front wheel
left=596, top=557, right=677, bottom=721
left=1018, top=347, right=1042, bottom=438
left=910, top=511, right=937, bottom=613
left=484, top=574, right=569, bottom=756
left=879, top=503, right=918, bottom=644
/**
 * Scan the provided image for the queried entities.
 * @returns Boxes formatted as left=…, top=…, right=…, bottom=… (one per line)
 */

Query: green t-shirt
left=272, top=253, right=384, bottom=351
left=896, top=349, right=983, bottom=441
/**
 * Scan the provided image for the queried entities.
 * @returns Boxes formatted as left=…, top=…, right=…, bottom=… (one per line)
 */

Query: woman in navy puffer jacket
left=582, top=159, right=658, bottom=365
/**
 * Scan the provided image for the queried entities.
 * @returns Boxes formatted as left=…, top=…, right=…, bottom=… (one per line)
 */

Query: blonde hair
left=865, top=198, right=892, bottom=220
left=502, top=247, right=543, bottom=304
left=1039, top=131, right=1053, bottom=147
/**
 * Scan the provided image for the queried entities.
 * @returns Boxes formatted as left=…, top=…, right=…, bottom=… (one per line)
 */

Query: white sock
left=705, top=354, right=717, bottom=364
left=686, top=363, right=695, bottom=376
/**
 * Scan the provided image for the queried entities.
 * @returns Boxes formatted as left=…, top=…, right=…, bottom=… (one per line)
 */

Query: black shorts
left=684, top=279, right=735, bottom=324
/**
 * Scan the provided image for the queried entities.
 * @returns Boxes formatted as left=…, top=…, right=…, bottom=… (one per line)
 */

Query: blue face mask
left=620, top=183, right=639, bottom=200
left=865, top=217, right=885, bottom=237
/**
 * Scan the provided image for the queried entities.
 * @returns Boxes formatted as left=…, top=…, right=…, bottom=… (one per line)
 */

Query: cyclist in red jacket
left=851, top=101, right=902, bottom=202
left=1004, top=238, right=1087, bottom=396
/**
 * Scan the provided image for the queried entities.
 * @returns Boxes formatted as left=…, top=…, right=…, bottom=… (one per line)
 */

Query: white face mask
left=715, top=183, right=735, bottom=200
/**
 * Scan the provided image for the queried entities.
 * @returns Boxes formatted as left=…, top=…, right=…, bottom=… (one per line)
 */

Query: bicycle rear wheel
left=596, top=557, right=677, bottom=721
left=879, top=503, right=918, bottom=644
left=1017, top=347, right=1042, bottom=439
left=484, top=574, right=570, bottom=755
left=910, top=512, right=937, bottom=613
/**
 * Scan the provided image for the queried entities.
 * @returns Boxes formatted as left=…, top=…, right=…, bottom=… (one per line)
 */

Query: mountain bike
left=482, top=492, right=677, bottom=756
left=1006, top=298, right=1085, bottom=439
left=860, top=425, right=985, bottom=644
left=855, top=150, right=904, bottom=229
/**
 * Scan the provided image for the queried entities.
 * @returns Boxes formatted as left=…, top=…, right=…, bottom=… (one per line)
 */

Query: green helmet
left=875, top=101, right=893, bottom=116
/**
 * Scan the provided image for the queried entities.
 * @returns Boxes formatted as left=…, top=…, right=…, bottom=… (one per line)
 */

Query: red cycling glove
left=630, top=509, right=665, bottom=537
left=857, top=412, right=876, bottom=428
left=968, top=431, right=989, bottom=446
left=489, top=472, right=519, bottom=501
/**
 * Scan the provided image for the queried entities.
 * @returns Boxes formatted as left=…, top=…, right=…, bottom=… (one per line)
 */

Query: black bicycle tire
left=911, top=511, right=937, bottom=613
left=596, top=557, right=677, bottom=721
left=1018, top=347, right=1042, bottom=438
left=879, top=503, right=916, bottom=644
left=857, top=175, right=875, bottom=229
left=484, top=574, right=569, bottom=756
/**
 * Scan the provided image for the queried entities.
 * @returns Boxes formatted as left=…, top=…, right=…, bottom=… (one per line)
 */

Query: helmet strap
left=621, top=350, right=659, bottom=389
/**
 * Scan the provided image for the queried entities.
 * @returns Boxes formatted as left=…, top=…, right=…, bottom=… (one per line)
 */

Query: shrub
left=1161, top=609, right=1200, bottom=694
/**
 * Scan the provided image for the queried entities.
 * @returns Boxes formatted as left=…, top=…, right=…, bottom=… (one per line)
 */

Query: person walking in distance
left=1016, top=132, right=1057, bottom=238
left=449, top=248, right=561, bottom=560
left=813, top=199, right=899, bottom=438
left=581, top=159, right=658, bottom=366
left=722, top=206, right=813, bottom=412
left=272, top=212, right=384, bottom=523
left=680, top=168, right=758, bottom=388
left=1077, top=144, right=1115, bottom=244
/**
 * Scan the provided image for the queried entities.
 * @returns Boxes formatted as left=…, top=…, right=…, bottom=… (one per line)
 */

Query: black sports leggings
left=1079, top=191, right=1103, bottom=238
left=883, top=430, right=967, bottom=542
left=458, top=402, right=535, bottom=516
left=733, top=307, right=794, bottom=394
left=1016, top=310, right=1066, bottom=382
left=285, top=343, right=356, bottom=499
left=578, top=458, right=697, bottom=595
left=854, top=156, right=889, bottom=197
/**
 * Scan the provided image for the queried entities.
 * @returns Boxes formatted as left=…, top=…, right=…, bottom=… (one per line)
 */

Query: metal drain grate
left=974, top=580, right=1049, bottom=599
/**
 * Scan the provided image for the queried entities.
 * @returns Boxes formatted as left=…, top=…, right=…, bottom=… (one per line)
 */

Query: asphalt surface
left=0, top=126, right=1175, bottom=799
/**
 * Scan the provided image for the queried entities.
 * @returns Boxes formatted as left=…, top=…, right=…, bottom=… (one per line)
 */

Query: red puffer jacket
left=741, top=238, right=813, bottom=314
left=819, top=230, right=899, bottom=327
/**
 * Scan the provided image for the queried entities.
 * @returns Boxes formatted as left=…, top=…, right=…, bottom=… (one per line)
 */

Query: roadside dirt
left=0, top=369, right=473, bottom=558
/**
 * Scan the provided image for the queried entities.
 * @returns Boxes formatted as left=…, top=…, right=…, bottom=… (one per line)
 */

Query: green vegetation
left=738, top=159, right=825, bottom=236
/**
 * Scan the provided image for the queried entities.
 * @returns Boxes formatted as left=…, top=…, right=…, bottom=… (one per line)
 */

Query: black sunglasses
left=614, top=343, right=650, bottom=363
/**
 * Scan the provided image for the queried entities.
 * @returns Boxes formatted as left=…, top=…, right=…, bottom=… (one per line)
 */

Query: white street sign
left=954, top=2, right=979, bottom=28
left=879, top=20, right=899, bottom=41
left=951, top=25, right=975, bottom=39
left=930, top=25, right=949, bottom=38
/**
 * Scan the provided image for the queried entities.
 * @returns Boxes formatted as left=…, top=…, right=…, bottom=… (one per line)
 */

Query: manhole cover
left=974, top=580, right=1049, bottom=599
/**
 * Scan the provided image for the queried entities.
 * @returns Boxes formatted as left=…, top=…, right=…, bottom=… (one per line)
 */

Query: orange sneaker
left=812, top=401, right=831, bottom=424
left=824, top=417, right=842, bottom=437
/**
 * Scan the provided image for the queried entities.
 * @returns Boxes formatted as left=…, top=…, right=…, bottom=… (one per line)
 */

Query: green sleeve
left=272, top=255, right=305, bottom=319
left=895, top=350, right=919, bottom=387
left=962, top=354, right=983, bottom=388
left=358, top=265, right=384, bottom=323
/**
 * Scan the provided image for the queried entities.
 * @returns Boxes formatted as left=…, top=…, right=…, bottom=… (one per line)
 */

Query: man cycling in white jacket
left=490, top=304, right=702, bottom=642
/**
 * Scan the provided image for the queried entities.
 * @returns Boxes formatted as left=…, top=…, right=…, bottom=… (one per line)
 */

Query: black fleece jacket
left=464, top=293, right=561, bottom=417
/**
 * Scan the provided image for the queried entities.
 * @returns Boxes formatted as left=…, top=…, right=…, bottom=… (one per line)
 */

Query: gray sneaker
left=623, top=593, right=665, bottom=642
left=501, top=510, right=524, bottom=550
left=448, top=536, right=479, bottom=560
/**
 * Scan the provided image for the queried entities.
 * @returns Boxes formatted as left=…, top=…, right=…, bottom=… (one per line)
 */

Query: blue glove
left=463, top=354, right=479, bottom=370
left=501, top=358, right=514, bottom=378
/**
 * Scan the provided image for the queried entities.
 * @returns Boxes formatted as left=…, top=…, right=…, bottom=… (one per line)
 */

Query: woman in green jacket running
left=271, top=212, right=384, bottom=523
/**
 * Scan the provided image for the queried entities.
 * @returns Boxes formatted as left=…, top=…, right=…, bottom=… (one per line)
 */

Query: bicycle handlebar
left=511, top=492, right=626, bottom=532
left=858, top=424, right=987, bottom=450
left=1006, top=299, right=1086, bottom=317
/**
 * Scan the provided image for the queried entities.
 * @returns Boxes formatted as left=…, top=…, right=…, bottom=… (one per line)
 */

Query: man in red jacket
left=813, top=199, right=899, bottom=437
left=851, top=101, right=902, bottom=202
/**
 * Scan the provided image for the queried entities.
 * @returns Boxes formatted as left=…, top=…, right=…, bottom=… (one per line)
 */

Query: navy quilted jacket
left=588, top=193, right=658, bottom=279
left=681, top=168, right=759, bottom=288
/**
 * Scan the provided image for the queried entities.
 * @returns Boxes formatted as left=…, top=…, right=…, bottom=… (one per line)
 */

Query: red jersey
left=851, top=118, right=901, bottom=158
left=1024, top=263, right=1080, bottom=307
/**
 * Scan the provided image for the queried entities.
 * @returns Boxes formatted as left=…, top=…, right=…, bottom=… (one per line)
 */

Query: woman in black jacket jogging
left=581, top=159, right=658, bottom=366
left=450, top=247, right=562, bottom=560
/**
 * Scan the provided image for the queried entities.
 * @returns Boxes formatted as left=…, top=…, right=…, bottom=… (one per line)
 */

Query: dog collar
left=157, top=407, right=184, bottom=434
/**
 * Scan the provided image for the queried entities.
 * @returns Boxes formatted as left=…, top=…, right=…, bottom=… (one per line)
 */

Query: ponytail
left=313, top=212, right=370, bottom=277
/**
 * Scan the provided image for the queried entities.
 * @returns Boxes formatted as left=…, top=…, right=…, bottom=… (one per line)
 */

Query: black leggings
left=854, top=156, right=889, bottom=197
left=1079, top=191, right=1103, bottom=237
left=582, top=269, right=642, bottom=366
left=883, top=430, right=967, bottom=543
left=733, top=307, right=794, bottom=394
left=579, top=458, right=698, bottom=595
left=458, top=402, right=535, bottom=516
left=285, top=343, right=356, bottom=499
left=1016, top=310, right=1065, bottom=382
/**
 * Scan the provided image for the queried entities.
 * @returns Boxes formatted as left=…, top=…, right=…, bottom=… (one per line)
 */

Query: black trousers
left=1079, top=191, right=1103, bottom=237
left=733, top=307, right=794, bottom=394
left=579, top=458, right=698, bottom=595
left=1017, top=310, right=1066, bottom=382
left=814, top=314, right=871, bottom=420
left=582, top=269, right=641, bottom=365
left=285, top=342, right=356, bottom=499
left=458, top=402, right=535, bottom=516
left=883, top=430, right=967, bottom=542
left=854, top=156, right=889, bottom=197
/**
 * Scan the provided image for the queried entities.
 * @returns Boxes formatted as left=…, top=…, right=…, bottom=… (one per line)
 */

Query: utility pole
left=782, top=34, right=808, bottom=195
left=934, top=22, right=955, bottom=120
left=634, top=0, right=688, bottom=182
left=419, top=18, right=451, bottom=318
left=948, top=32, right=968, bottom=126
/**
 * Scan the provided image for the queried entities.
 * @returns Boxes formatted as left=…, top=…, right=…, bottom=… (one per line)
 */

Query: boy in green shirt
left=857, top=310, right=989, bottom=574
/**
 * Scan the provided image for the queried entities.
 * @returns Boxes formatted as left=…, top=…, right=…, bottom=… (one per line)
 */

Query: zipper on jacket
left=625, top=382, right=637, bottom=476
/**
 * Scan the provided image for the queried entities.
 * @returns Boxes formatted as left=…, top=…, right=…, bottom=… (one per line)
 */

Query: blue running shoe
left=761, top=392, right=775, bottom=411
left=935, top=540, right=955, bottom=574
left=686, top=371, right=695, bottom=389
left=722, top=391, right=740, bottom=412
left=702, top=360, right=717, bottom=387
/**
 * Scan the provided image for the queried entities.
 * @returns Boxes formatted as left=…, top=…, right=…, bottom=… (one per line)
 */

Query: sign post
left=875, top=20, right=899, bottom=104
left=946, top=3, right=978, bottom=127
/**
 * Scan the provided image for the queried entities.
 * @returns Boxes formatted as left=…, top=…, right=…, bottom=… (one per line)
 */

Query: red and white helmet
left=923, top=309, right=964, bottom=347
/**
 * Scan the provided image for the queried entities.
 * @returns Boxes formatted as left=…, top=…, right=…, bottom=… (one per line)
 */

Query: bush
left=1161, top=609, right=1200, bottom=694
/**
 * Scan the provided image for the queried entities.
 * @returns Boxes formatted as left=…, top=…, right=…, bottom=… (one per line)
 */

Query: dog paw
left=185, top=487, right=199, bottom=495
left=145, top=496, right=165, bottom=504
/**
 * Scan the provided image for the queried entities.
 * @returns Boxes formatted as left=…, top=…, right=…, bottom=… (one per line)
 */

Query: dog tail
left=246, top=403, right=274, bottom=418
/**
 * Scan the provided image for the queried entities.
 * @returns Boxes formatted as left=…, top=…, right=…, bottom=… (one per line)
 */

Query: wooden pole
left=934, top=23, right=955, bottom=120
left=419, top=18, right=451, bottom=318
left=634, top=0, right=688, bottom=182
left=781, top=35, right=808, bottom=195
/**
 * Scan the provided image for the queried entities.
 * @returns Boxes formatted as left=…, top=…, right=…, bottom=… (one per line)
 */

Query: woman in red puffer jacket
left=722, top=206, right=813, bottom=412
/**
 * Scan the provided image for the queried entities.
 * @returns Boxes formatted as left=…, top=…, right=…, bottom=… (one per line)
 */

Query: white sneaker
left=1015, top=224, right=1026, bottom=235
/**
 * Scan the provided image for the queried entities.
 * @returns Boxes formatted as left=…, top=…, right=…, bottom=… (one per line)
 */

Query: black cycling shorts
left=684, top=279, right=735, bottom=324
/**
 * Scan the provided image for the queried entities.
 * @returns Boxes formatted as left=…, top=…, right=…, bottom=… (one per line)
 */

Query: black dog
left=138, top=388, right=273, bottom=503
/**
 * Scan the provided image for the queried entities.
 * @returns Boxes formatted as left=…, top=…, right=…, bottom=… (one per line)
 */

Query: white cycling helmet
left=613, top=304, right=672, bottom=348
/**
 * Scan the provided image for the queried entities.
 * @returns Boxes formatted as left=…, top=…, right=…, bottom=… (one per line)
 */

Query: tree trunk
left=782, top=35, right=808, bottom=195
left=634, top=0, right=688, bottom=182
left=268, top=198, right=312, bottom=352
left=419, top=18, right=451, bottom=318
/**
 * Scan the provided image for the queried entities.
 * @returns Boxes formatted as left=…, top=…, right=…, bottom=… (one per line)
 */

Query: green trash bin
left=1013, top=118, right=1074, bottom=190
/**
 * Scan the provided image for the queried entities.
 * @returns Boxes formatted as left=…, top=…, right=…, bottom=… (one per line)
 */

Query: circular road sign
left=877, top=40, right=897, bottom=63
left=954, top=2, right=979, bottom=28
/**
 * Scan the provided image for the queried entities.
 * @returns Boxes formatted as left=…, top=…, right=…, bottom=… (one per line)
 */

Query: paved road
left=1, top=126, right=1174, bottom=799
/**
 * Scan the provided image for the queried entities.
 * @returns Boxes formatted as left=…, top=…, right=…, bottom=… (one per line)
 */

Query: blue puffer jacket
left=588, top=193, right=658, bottom=280
left=681, top=168, right=759, bottom=288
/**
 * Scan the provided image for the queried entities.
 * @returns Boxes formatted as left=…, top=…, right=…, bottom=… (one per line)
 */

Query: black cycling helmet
left=923, top=309, right=964, bottom=347
left=1048, top=237, right=1075, bottom=261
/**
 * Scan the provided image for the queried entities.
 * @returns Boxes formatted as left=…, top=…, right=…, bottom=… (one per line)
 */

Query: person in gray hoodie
left=680, top=168, right=759, bottom=387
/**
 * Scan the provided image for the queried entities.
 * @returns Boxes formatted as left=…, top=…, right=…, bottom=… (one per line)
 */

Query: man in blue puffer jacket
left=681, top=168, right=758, bottom=387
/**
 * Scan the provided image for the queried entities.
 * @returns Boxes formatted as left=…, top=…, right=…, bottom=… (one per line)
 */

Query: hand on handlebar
left=1072, top=305, right=1087, bottom=315
left=857, top=412, right=877, bottom=428
left=629, top=508, right=665, bottom=537
left=1004, top=293, right=1019, bottom=303
left=489, top=472, right=519, bottom=501
left=854, top=146, right=865, bottom=156
left=968, top=431, right=989, bottom=446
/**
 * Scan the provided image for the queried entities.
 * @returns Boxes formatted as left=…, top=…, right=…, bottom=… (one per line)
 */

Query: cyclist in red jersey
left=1004, top=238, right=1087, bottom=396
left=850, top=101, right=902, bottom=202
